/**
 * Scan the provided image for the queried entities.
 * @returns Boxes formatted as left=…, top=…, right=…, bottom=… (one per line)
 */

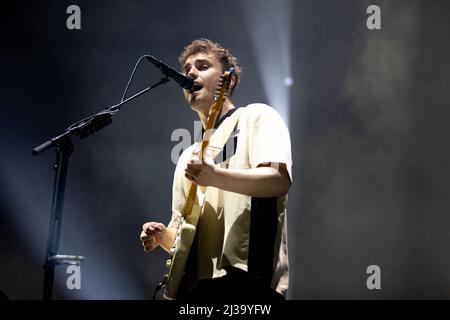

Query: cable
left=121, top=55, right=148, bottom=102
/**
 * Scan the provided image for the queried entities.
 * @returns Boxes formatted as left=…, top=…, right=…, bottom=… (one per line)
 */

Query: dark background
left=1, top=0, right=449, bottom=299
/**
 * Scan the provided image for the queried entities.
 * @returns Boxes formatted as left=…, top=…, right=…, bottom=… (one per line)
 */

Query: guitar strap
left=208, top=107, right=243, bottom=156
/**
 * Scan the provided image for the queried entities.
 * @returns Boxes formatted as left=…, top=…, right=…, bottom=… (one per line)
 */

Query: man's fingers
left=145, top=225, right=154, bottom=234
left=140, top=234, right=153, bottom=242
left=186, top=163, right=202, bottom=173
left=143, top=237, right=155, bottom=245
left=140, top=230, right=148, bottom=241
left=185, top=172, right=197, bottom=181
left=185, top=165, right=202, bottom=182
left=142, top=236, right=156, bottom=252
left=143, top=222, right=156, bottom=234
left=140, top=222, right=166, bottom=252
left=142, top=223, right=153, bottom=233
left=143, top=243, right=155, bottom=252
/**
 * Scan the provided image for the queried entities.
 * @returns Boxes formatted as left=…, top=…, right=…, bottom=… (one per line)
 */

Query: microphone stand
left=33, top=76, right=170, bottom=300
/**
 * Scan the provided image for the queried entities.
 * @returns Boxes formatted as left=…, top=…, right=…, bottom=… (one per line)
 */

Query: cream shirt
left=168, top=103, right=292, bottom=296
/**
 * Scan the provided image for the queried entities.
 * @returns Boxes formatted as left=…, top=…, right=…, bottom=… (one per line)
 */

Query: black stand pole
left=34, top=76, right=170, bottom=300
left=42, top=138, right=82, bottom=300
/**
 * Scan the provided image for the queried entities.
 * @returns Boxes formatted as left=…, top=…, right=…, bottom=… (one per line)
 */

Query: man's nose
left=187, top=67, right=198, bottom=79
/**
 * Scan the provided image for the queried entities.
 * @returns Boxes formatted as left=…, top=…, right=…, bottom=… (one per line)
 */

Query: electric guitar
left=162, top=68, right=234, bottom=300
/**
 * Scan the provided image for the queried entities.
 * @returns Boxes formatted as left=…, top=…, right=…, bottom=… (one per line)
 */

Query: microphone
left=146, top=55, right=194, bottom=90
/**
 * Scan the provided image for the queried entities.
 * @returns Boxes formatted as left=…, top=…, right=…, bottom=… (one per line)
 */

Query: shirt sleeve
left=167, top=144, right=195, bottom=229
left=246, top=104, right=293, bottom=182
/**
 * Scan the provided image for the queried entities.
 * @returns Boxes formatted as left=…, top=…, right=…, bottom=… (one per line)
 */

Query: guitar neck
left=182, top=102, right=221, bottom=218
left=181, top=69, right=233, bottom=218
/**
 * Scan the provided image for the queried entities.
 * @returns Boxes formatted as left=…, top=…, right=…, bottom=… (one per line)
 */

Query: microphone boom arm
left=33, top=56, right=171, bottom=300
left=32, top=76, right=170, bottom=155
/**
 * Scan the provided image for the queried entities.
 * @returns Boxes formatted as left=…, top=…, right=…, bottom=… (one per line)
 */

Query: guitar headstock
left=213, top=68, right=235, bottom=102
left=202, top=67, right=235, bottom=154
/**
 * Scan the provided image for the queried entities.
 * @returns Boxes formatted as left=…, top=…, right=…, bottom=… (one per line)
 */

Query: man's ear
left=229, top=74, right=237, bottom=93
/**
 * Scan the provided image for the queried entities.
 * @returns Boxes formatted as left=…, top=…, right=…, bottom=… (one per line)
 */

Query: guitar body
left=163, top=192, right=204, bottom=300
left=161, top=68, right=234, bottom=300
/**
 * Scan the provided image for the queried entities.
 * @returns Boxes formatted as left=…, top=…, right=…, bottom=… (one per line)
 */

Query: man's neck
left=197, top=98, right=235, bottom=129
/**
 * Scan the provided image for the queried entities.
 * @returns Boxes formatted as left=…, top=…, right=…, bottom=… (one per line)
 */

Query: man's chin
left=189, top=99, right=201, bottom=111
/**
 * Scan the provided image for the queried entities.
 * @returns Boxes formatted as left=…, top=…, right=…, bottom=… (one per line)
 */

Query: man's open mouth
left=190, top=85, right=203, bottom=93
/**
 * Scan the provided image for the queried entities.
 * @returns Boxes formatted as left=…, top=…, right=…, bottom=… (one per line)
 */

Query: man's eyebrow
left=194, top=58, right=210, bottom=64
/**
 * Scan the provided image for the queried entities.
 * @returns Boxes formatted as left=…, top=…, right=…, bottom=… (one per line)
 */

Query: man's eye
left=200, top=65, right=209, bottom=70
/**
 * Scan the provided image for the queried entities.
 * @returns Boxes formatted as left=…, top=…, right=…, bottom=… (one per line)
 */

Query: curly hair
left=178, top=38, right=242, bottom=95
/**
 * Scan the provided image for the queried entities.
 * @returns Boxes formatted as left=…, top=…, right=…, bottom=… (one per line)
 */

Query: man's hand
left=184, top=148, right=218, bottom=187
left=140, top=222, right=166, bottom=252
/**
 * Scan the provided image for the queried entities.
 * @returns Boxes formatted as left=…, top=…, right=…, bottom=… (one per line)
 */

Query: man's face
left=182, top=51, right=223, bottom=111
